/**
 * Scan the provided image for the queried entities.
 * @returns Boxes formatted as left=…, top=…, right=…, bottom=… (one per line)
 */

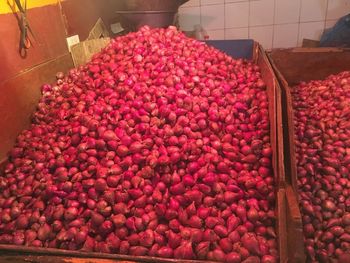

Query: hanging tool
left=8, top=0, right=35, bottom=58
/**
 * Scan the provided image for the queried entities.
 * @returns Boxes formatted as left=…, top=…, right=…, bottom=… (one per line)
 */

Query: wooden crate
left=268, top=47, right=350, bottom=263
left=268, top=47, right=350, bottom=192
left=285, top=186, right=305, bottom=262
left=71, top=38, right=111, bottom=67
left=252, top=42, right=287, bottom=263
left=0, top=40, right=288, bottom=262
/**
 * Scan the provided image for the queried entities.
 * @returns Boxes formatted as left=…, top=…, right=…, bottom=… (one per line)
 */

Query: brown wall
left=0, top=0, right=122, bottom=83
left=0, top=0, right=122, bottom=161
left=0, top=4, right=67, bottom=82
left=60, top=0, right=122, bottom=40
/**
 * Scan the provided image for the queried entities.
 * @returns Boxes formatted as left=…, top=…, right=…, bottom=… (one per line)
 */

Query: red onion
left=195, top=241, right=210, bottom=259
left=128, top=234, right=140, bottom=246
left=174, top=241, right=195, bottom=259
left=0, top=26, right=277, bottom=261
left=13, top=231, right=25, bottom=245
left=25, top=230, right=37, bottom=244
left=100, top=220, right=114, bottom=235
left=90, top=212, right=104, bottom=226
left=139, top=229, right=154, bottom=248
left=242, top=233, right=261, bottom=255
left=214, top=225, right=228, bottom=238
left=75, top=230, right=88, bottom=245
left=228, top=231, right=240, bottom=243
left=167, top=231, right=181, bottom=249
left=64, top=207, right=78, bottom=221
left=197, top=207, right=211, bottom=219
left=292, top=71, right=350, bottom=261
left=148, top=244, right=160, bottom=257
left=119, top=241, right=130, bottom=254
left=129, top=246, right=148, bottom=256
left=111, top=214, right=126, bottom=228
left=210, top=249, right=226, bottom=261
left=219, top=238, right=233, bottom=253
left=242, top=256, right=261, bottom=263
left=31, top=240, right=42, bottom=247
left=154, top=232, right=166, bottom=246
left=188, top=216, right=202, bottom=229
left=16, top=215, right=29, bottom=229
left=203, top=229, right=219, bottom=243
left=226, top=252, right=242, bottom=263
left=157, top=246, right=173, bottom=258
left=37, top=224, right=51, bottom=241
left=115, top=227, right=128, bottom=240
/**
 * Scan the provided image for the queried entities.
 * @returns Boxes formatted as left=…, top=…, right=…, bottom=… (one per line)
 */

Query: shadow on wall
left=327, top=0, right=350, bottom=21
left=178, top=13, right=201, bottom=31
left=0, top=34, right=14, bottom=82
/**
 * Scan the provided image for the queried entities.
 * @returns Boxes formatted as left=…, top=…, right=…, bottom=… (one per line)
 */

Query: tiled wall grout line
left=224, top=0, right=226, bottom=39
left=247, top=0, right=251, bottom=38
left=296, top=0, right=302, bottom=46
left=271, top=0, right=276, bottom=49
left=324, top=0, right=329, bottom=31
left=199, top=0, right=202, bottom=26
left=223, top=19, right=328, bottom=31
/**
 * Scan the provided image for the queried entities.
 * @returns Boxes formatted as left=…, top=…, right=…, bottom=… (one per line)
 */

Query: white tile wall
left=250, top=0, right=275, bottom=26
left=273, top=23, right=299, bottom=48
left=178, top=0, right=347, bottom=49
left=300, top=0, right=327, bottom=22
left=201, top=0, right=224, bottom=5
left=298, top=21, right=325, bottom=46
left=325, top=19, right=338, bottom=29
left=181, top=0, right=200, bottom=7
left=201, top=4, right=225, bottom=30
left=178, top=7, right=201, bottom=31
left=274, top=0, right=301, bottom=24
left=225, top=2, right=249, bottom=28
left=326, top=0, right=350, bottom=20
left=225, top=0, right=248, bottom=3
left=249, top=25, right=274, bottom=49
left=207, top=29, right=225, bottom=39
left=225, top=27, right=249, bottom=39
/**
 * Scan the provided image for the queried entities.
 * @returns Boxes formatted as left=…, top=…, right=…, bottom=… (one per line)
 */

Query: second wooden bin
left=269, top=47, right=350, bottom=263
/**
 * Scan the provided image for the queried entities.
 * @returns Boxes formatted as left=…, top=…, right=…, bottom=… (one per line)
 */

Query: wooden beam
left=0, top=254, right=135, bottom=263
